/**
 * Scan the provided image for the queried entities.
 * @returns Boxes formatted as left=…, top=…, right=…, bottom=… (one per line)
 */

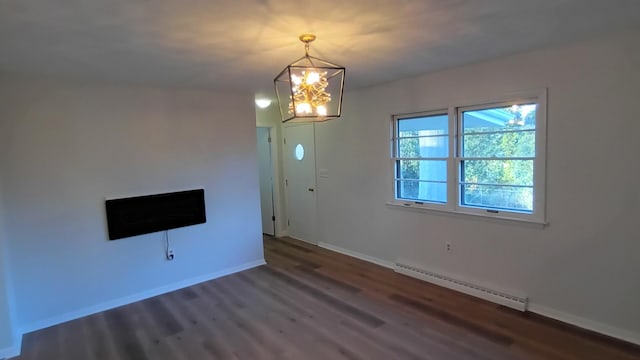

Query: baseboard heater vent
left=394, top=261, right=528, bottom=312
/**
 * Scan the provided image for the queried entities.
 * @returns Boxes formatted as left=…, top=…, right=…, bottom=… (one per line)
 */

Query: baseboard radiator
left=394, top=261, right=528, bottom=311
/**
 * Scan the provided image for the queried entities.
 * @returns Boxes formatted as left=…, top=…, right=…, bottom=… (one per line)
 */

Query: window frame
left=391, top=109, right=452, bottom=212
left=389, top=90, right=547, bottom=224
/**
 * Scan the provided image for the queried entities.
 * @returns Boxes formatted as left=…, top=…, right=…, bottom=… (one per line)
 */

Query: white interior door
left=256, top=127, right=275, bottom=236
left=284, top=124, right=317, bottom=243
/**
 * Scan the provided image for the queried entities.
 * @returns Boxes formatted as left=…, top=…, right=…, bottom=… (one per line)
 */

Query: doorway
left=283, top=123, right=317, bottom=244
left=256, top=127, right=275, bottom=236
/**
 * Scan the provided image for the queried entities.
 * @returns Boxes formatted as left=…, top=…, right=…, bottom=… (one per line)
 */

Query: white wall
left=314, top=29, right=640, bottom=342
left=0, top=175, right=18, bottom=356
left=0, top=80, right=264, bottom=331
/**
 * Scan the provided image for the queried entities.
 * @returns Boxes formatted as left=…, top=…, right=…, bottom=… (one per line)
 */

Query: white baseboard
left=528, top=303, right=640, bottom=346
left=288, top=235, right=317, bottom=246
left=20, top=259, right=266, bottom=335
left=318, top=242, right=394, bottom=269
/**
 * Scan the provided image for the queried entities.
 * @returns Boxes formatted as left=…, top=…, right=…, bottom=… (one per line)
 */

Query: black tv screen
left=105, top=189, right=206, bottom=240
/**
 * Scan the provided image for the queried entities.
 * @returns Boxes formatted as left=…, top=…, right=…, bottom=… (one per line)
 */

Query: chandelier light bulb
left=306, top=71, right=320, bottom=85
left=296, top=102, right=312, bottom=114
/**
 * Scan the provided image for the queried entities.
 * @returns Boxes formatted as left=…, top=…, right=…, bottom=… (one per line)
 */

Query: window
left=391, top=91, right=546, bottom=223
left=295, top=144, right=305, bottom=160
left=394, top=111, right=449, bottom=204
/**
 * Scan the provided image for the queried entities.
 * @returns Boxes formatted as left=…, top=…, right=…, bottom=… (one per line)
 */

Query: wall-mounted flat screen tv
left=105, top=189, right=206, bottom=240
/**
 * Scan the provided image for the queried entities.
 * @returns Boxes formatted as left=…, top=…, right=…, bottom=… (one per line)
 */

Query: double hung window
left=394, top=111, right=449, bottom=204
left=391, top=92, right=546, bottom=223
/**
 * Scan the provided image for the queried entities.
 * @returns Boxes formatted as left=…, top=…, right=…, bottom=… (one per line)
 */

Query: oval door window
left=295, top=144, right=305, bottom=160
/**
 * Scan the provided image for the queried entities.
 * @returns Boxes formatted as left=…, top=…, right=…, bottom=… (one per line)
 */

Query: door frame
left=257, top=125, right=286, bottom=237
left=282, top=122, right=318, bottom=244
left=256, top=126, right=276, bottom=236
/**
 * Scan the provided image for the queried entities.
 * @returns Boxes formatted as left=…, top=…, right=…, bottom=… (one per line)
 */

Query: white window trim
left=388, top=89, right=548, bottom=225
left=391, top=108, right=450, bottom=212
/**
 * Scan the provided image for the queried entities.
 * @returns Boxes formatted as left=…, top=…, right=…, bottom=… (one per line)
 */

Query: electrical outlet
left=445, top=242, right=452, bottom=253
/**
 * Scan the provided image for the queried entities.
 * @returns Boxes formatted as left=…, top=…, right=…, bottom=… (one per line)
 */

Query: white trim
left=528, top=303, right=640, bottom=346
left=454, top=90, right=547, bottom=224
left=282, top=123, right=319, bottom=244
left=267, top=124, right=285, bottom=239
left=257, top=125, right=278, bottom=237
left=318, top=242, right=394, bottom=269
left=20, top=259, right=265, bottom=334
left=255, top=105, right=286, bottom=238
left=390, top=89, right=548, bottom=224
left=288, top=235, right=316, bottom=246
left=391, top=109, right=451, bottom=214
left=278, top=229, right=290, bottom=237
left=385, top=201, right=547, bottom=227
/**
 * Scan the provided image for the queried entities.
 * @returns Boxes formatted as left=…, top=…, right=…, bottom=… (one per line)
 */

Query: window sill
left=385, top=201, right=548, bottom=227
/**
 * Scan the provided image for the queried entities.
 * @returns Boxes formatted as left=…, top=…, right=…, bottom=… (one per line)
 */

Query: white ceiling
left=1, top=0, right=639, bottom=97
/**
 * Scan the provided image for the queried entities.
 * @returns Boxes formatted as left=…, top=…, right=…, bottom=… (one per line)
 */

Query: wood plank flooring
left=12, top=236, right=640, bottom=359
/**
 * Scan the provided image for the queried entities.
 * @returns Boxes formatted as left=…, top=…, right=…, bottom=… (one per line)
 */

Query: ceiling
left=1, top=0, right=639, bottom=97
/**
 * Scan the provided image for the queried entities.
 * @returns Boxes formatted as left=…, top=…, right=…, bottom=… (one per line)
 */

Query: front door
left=284, top=124, right=317, bottom=244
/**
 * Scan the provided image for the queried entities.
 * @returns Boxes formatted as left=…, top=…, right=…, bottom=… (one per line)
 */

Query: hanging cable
left=165, top=230, right=174, bottom=260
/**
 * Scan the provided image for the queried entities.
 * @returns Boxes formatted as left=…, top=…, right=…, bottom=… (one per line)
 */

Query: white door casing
left=284, top=123, right=317, bottom=244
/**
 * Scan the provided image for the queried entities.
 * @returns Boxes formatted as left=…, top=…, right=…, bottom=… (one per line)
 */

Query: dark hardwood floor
left=13, top=236, right=640, bottom=359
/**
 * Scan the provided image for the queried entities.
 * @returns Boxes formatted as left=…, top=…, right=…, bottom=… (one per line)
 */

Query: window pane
left=462, top=131, right=535, bottom=158
left=397, top=180, right=447, bottom=203
left=461, top=160, right=533, bottom=186
left=399, top=136, right=448, bottom=158
left=461, top=184, right=533, bottom=212
left=398, top=114, right=448, bottom=138
left=462, top=104, right=536, bottom=134
left=397, top=160, right=447, bottom=182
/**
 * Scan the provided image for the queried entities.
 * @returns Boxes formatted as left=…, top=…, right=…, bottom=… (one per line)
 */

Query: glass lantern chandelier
left=274, top=34, right=345, bottom=123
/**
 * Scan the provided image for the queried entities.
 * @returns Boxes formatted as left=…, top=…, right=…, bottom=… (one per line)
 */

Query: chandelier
left=274, top=34, right=345, bottom=123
